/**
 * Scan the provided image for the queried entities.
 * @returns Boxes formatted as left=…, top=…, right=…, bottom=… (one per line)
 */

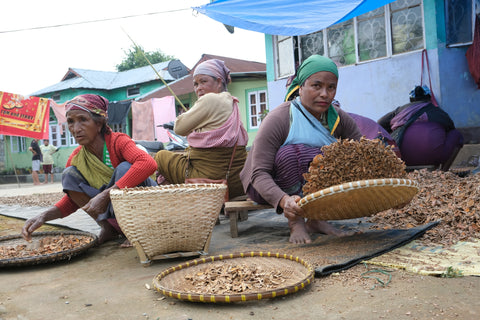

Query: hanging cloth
left=466, top=16, right=480, bottom=89
left=107, top=101, right=131, bottom=125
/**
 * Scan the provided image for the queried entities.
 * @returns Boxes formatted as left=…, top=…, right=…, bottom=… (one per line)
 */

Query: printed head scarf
left=193, top=59, right=231, bottom=90
left=285, top=55, right=339, bottom=101
left=65, top=94, right=109, bottom=118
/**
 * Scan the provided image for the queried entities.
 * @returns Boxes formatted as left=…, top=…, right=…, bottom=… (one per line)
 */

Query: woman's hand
left=279, top=194, right=304, bottom=220
left=81, top=185, right=118, bottom=219
left=22, top=207, right=62, bottom=241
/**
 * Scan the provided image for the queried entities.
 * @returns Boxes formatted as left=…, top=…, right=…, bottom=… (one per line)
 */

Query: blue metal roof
left=31, top=61, right=174, bottom=96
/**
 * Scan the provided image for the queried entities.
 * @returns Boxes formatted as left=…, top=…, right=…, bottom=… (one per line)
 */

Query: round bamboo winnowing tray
left=0, top=231, right=98, bottom=267
left=152, top=252, right=315, bottom=303
left=298, top=178, right=419, bottom=220
left=110, top=183, right=227, bottom=264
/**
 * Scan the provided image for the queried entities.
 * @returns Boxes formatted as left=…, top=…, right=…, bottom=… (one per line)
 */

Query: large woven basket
left=298, top=178, right=419, bottom=220
left=110, top=183, right=227, bottom=264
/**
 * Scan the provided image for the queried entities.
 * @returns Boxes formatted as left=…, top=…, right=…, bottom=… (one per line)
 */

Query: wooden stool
left=224, top=200, right=273, bottom=238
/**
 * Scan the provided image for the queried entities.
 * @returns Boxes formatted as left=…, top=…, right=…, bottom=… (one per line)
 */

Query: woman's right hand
left=279, top=194, right=304, bottom=220
left=21, top=207, right=63, bottom=241
left=22, top=215, right=46, bottom=241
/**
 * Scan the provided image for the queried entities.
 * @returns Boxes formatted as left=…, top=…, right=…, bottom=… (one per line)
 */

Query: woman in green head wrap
left=240, top=55, right=362, bottom=244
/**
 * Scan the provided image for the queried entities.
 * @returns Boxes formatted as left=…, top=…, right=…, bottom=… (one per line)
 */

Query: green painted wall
left=228, top=79, right=267, bottom=146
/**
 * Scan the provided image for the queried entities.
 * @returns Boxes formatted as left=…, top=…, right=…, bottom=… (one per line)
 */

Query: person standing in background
left=40, top=139, right=58, bottom=183
left=28, top=138, right=42, bottom=185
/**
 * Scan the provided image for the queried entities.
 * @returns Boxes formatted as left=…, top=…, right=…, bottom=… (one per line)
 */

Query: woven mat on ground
left=210, top=210, right=438, bottom=277
left=365, top=239, right=480, bottom=276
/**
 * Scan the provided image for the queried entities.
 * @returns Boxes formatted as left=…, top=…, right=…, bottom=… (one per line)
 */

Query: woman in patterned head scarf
left=22, top=94, right=158, bottom=245
left=154, top=59, right=248, bottom=200
left=241, top=55, right=362, bottom=244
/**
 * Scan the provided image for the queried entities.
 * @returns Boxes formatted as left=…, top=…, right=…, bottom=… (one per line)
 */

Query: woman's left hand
left=81, top=186, right=117, bottom=219
left=280, top=194, right=304, bottom=220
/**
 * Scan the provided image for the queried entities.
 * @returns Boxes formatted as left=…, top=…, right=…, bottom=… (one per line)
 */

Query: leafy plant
left=441, top=266, right=463, bottom=278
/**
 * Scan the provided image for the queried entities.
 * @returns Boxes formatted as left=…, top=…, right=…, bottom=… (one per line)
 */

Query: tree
left=116, top=45, right=176, bottom=71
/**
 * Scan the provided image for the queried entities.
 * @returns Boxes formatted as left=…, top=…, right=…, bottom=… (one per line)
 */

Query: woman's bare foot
left=288, top=216, right=312, bottom=244
left=120, top=239, right=132, bottom=248
left=97, top=221, right=120, bottom=244
left=305, top=219, right=359, bottom=236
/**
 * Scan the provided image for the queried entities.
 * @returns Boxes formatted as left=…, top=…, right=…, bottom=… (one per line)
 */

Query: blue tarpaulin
left=194, top=0, right=396, bottom=36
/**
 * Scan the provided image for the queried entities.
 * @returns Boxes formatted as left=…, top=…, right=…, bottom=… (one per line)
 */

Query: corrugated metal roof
left=31, top=61, right=177, bottom=96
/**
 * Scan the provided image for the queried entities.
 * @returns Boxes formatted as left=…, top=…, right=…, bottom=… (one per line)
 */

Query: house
left=198, top=0, right=480, bottom=143
left=1, top=60, right=189, bottom=173
left=1, top=55, right=267, bottom=173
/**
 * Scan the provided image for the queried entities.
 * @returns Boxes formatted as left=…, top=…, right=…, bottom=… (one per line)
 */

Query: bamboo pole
left=122, top=29, right=188, bottom=112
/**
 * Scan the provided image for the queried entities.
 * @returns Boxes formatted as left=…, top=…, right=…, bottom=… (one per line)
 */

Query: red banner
left=0, top=91, right=50, bottom=139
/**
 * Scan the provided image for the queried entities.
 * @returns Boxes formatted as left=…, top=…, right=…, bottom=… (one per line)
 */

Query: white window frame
left=49, top=123, right=78, bottom=147
left=10, top=136, right=27, bottom=153
left=247, top=89, right=268, bottom=129
left=274, top=35, right=296, bottom=79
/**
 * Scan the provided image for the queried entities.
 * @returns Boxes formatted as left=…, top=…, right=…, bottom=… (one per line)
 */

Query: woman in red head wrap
left=22, top=94, right=158, bottom=245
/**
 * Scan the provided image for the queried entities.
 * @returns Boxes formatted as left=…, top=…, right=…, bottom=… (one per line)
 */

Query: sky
left=0, top=0, right=266, bottom=96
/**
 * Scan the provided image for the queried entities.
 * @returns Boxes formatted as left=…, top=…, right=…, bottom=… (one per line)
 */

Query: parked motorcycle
left=158, top=121, right=188, bottom=151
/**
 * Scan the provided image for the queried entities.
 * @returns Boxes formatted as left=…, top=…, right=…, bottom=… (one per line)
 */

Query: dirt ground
left=0, top=215, right=479, bottom=320
left=0, top=182, right=479, bottom=320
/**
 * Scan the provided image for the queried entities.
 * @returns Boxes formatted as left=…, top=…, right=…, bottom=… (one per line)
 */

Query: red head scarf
left=65, top=94, right=109, bottom=118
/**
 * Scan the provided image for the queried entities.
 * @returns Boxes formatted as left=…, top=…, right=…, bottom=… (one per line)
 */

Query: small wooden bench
left=224, top=200, right=273, bottom=238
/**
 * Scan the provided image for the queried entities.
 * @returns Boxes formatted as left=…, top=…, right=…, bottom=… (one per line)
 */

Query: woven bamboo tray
left=0, top=231, right=98, bottom=267
left=152, top=252, right=315, bottom=303
left=110, top=183, right=227, bottom=265
left=298, top=178, right=419, bottom=220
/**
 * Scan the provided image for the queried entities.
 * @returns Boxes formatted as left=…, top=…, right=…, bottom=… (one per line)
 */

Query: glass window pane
left=299, top=31, right=324, bottom=62
left=260, top=92, right=266, bottom=103
left=390, top=0, right=421, bottom=11
left=277, top=36, right=295, bottom=77
left=358, top=7, right=385, bottom=20
left=391, top=5, right=424, bottom=54
left=358, top=15, right=387, bottom=61
left=445, top=0, right=473, bottom=44
left=327, top=21, right=356, bottom=66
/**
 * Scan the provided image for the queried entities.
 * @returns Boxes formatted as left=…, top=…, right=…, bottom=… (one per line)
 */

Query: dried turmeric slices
left=0, top=231, right=97, bottom=267
left=303, top=138, right=406, bottom=195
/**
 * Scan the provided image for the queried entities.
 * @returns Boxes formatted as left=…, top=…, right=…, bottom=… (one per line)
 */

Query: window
left=127, top=87, right=140, bottom=97
left=357, top=7, right=387, bottom=61
left=275, top=36, right=296, bottom=78
left=110, top=123, right=126, bottom=133
left=10, top=136, right=26, bottom=153
left=327, top=20, right=356, bottom=65
left=247, top=89, right=268, bottom=129
left=275, top=0, right=425, bottom=76
left=51, top=93, right=61, bottom=102
left=391, top=0, right=424, bottom=54
left=49, top=123, right=78, bottom=147
left=445, top=0, right=475, bottom=46
left=299, top=31, right=324, bottom=61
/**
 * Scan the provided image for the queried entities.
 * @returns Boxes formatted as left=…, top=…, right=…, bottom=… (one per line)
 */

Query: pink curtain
left=152, top=96, right=177, bottom=143
left=131, top=100, right=155, bottom=141
left=49, top=100, right=67, bottom=134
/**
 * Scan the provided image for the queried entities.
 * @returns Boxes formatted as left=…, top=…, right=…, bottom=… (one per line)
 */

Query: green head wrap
left=285, top=55, right=339, bottom=101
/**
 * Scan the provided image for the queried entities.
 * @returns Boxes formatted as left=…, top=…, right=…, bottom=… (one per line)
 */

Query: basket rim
left=0, top=231, right=98, bottom=267
left=110, top=183, right=227, bottom=196
left=298, top=178, right=419, bottom=220
left=152, top=251, right=315, bottom=303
